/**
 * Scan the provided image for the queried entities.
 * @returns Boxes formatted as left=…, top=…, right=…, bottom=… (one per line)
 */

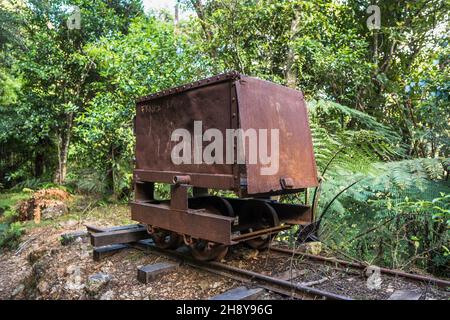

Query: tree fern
left=294, top=99, right=449, bottom=273
left=320, top=158, right=449, bottom=274
left=308, top=99, right=404, bottom=176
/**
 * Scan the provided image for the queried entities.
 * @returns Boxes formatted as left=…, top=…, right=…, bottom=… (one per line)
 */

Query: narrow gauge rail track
left=270, top=247, right=450, bottom=289
left=87, top=224, right=449, bottom=299
left=129, top=241, right=353, bottom=300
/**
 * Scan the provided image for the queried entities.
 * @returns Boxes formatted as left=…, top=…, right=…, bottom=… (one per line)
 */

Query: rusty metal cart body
left=131, top=72, right=318, bottom=260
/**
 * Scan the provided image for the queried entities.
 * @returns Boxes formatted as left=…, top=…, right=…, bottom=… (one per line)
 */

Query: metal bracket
left=170, top=184, right=188, bottom=211
left=280, top=177, right=294, bottom=189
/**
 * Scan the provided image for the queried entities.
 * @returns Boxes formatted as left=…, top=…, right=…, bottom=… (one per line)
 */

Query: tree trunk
left=54, top=113, right=73, bottom=184
left=174, top=2, right=179, bottom=26
left=34, top=151, right=44, bottom=178
left=285, top=7, right=301, bottom=89
left=34, top=138, right=50, bottom=178
left=106, top=144, right=115, bottom=194
left=190, top=0, right=217, bottom=59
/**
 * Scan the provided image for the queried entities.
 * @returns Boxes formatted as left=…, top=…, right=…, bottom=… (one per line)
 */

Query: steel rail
left=87, top=224, right=449, bottom=289
left=270, top=247, right=450, bottom=288
left=130, top=241, right=352, bottom=300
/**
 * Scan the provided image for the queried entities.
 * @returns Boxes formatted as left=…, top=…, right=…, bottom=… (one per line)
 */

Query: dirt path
left=0, top=218, right=254, bottom=300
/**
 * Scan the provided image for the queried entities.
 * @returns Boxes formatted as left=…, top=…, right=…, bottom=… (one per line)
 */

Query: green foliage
left=72, top=15, right=212, bottom=196
left=321, top=158, right=449, bottom=274
left=10, top=179, right=67, bottom=192
left=403, top=40, right=450, bottom=157
left=0, top=191, right=29, bottom=250
left=65, top=168, right=109, bottom=194
left=308, top=99, right=403, bottom=174
left=0, top=0, right=144, bottom=187
left=0, top=191, right=29, bottom=210
left=155, top=183, right=171, bottom=200
left=0, top=69, right=21, bottom=105
left=0, top=222, right=24, bottom=250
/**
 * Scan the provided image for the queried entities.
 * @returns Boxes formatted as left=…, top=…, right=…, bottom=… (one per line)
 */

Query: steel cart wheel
left=190, top=197, right=234, bottom=261
left=189, top=196, right=234, bottom=217
left=148, top=226, right=182, bottom=250
left=238, top=200, right=280, bottom=250
left=191, top=240, right=229, bottom=261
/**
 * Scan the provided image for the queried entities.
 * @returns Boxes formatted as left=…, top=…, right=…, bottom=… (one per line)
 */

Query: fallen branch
left=299, top=277, right=328, bottom=287
left=14, top=236, right=36, bottom=255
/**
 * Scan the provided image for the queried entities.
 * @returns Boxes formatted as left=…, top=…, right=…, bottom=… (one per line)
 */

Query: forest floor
left=0, top=192, right=448, bottom=300
left=0, top=193, right=273, bottom=300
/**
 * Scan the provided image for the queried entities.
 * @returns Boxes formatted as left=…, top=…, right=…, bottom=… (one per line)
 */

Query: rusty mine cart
left=131, top=72, right=318, bottom=261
